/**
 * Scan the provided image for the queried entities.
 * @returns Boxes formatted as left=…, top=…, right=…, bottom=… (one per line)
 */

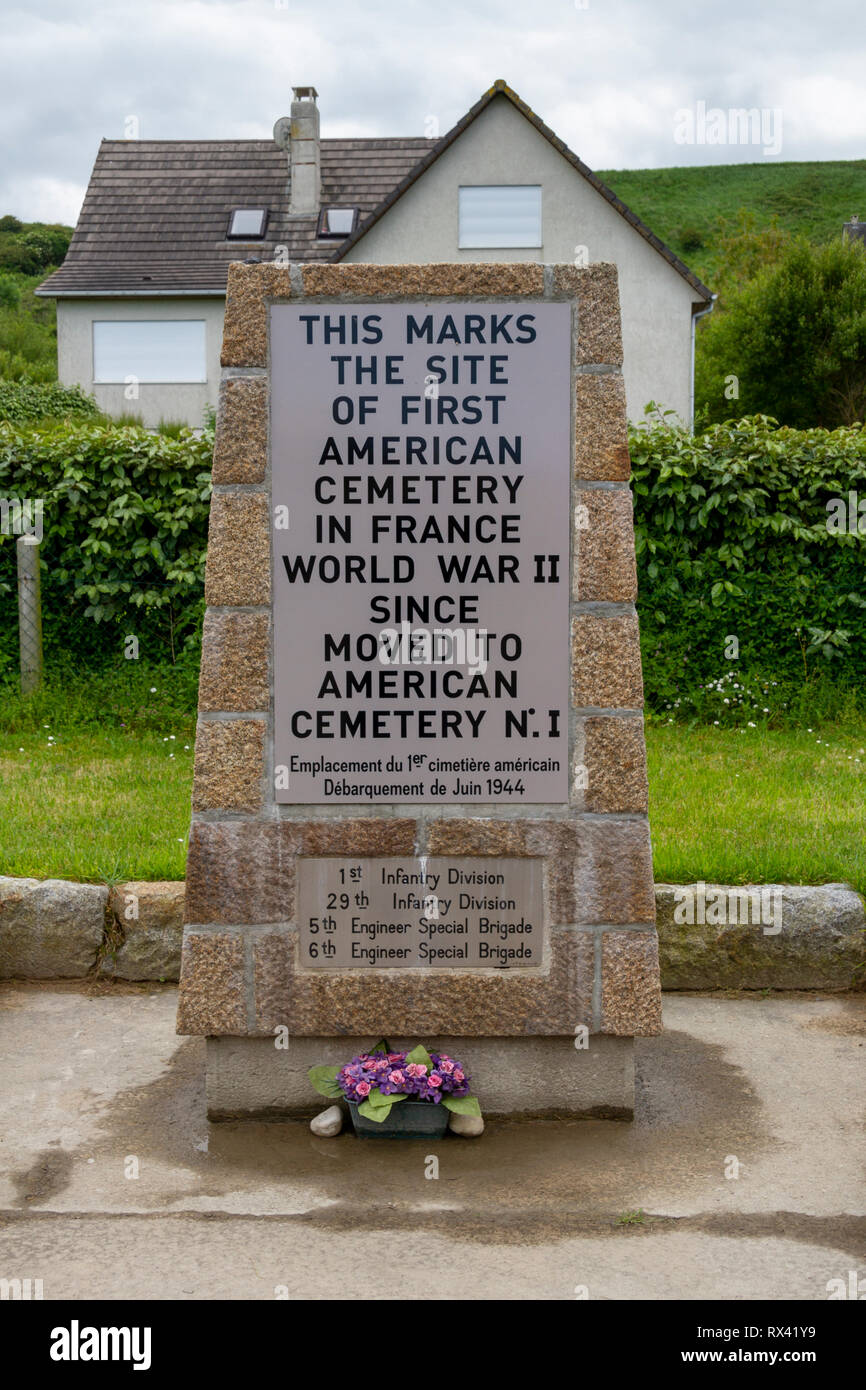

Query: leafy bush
left=0, top=420, right=213, bottom=669
left=0, top=275, right=20, bottom=310
left=678, top=226, right=704, bottom=253
left=0, top=379, right=99, bottom=424
left=705, top=212, right=793, bottom=305
left=631, top=412, right=866, bottom=719
left=0, top=272, right=60, bottom=381
left=1, top=410, right=864, bottom=731
left=0, top=221, right=72, bottom=274
left=696, top=237, right=866, bottom=427
left=0, top=349, right=55, bottom=383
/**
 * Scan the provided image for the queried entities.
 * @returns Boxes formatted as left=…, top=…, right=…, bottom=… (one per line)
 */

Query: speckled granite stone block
left=582, top=716, right=648, bottom=814
left=176, top=932, right=246, bottom=1034
left=198, top=610, right=269, bottom=712
left=576, top=487, right=637, bottom=602
left=192, top=719, right=265, bottom=813
left=212, top=377, right=268, bottom=484
left=574, top=374, right=631, bottom=481
left=203, top=492, right=270, bottom=607
left=601, top=932, right=663, bottom=1035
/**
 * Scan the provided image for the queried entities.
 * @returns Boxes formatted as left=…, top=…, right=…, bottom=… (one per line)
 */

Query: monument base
left=205, top=1035, right=635, bottom=1121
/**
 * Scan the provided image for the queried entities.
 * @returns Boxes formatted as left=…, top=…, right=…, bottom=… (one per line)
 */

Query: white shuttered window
left=458, top=186, right=542, bottom=249
left=93, top=320, right=207, bottom=383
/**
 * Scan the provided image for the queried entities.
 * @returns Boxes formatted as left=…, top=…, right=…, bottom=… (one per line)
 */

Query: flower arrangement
left=309, top=1038, right=482, bottom=1125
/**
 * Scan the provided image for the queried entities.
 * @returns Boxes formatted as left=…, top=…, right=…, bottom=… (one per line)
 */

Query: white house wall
left=55, top=98, right=702, bottom=427
left=56, top=296, right=224, bottom=427
left=343, top=96, right=700, bottom=423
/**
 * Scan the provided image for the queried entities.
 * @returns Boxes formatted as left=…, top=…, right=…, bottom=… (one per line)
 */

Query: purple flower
left=335, top=1045, right=471, bottom=1104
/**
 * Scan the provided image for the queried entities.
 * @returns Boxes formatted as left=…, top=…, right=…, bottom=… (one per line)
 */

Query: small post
left=17, top=535, right=43, bottom=695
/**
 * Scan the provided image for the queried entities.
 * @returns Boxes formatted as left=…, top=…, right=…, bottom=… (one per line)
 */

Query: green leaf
left=405, top=1043, right=433, bottom=1073
left=442, top=1095, right=482, bottom=1117
left=308, top=1065, right=342, bottom=1099
left=357, top=1099, right=391, bottom=1122
left=365, top=1087, right=407, bottom=1109
left=366, top=1037, right=391, bottom=1056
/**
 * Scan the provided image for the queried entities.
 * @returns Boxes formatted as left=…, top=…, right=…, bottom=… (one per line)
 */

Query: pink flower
left=438, top=1059, right=455, bottom=1074
left=356, top=1081, right=371, bottom=1097
left=361, top=1059, right=377, bottom=1070
left=389, top=1070, right=405, bottom=1085
left=387, top=1053, right=404, bottom=1063
left=453, top=1069, right=465, bottom=1083
left=427, top=1073, right=443, bottom=1088
left=406, top=1063, right=427, bottom=1078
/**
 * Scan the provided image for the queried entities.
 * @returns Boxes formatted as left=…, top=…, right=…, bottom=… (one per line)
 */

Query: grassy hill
left=597, top=160, right=866, bottom=287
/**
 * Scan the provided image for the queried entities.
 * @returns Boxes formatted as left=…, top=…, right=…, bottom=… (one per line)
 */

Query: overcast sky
left=4, top=0, right=864, bottom=225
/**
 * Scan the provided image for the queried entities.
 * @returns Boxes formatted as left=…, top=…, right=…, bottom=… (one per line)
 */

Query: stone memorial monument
left=177, top=261, right=662, bottom=1119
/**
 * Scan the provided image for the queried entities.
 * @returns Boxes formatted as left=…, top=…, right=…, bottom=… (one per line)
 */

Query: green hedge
left=0, top=379, right=100, bottom=424
left=631, top=414, right=866, bottom=715
left=1, top=414, right=864, bottom=720
left=0, top=420, right=213, bottom=674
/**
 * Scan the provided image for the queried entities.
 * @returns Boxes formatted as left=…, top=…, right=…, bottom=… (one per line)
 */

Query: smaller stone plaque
left=297, top=857, right=544, bottom=970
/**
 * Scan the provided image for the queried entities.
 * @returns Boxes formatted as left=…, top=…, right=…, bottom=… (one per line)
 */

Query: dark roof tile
left=38, top=137, right=437, bottom=295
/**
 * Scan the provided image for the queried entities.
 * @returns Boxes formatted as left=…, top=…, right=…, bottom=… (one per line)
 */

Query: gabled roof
left=37, top=137, right=437, bottom=295
left=334, top=80, right=712, bottom=301
left=38, top=80, right=712, bottom=302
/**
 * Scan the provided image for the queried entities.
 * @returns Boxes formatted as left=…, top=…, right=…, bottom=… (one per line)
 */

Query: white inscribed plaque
left=270, top=301, right=572, bottom=804
left=297, top=857, right=545, bottom=970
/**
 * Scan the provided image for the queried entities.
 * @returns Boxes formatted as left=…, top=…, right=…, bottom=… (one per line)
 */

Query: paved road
left=0, top=982, right=863, bottom=1299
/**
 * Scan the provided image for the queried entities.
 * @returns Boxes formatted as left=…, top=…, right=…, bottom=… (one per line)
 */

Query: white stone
left=310, top=1105, right=343, bottom=1137
left=448, top=1111, right=484, bottom=1137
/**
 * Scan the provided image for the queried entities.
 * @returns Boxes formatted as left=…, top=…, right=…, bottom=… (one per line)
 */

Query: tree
left=0, top=222, right=72, bottom=274
left=710, top=211, right=793, bottom=306
left=696, top=237, right=866, bottom=428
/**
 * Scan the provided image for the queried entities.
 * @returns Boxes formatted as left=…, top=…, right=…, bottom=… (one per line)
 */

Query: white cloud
left=2, top=0, right=864, bottom=224
left=2, top=176, right=86, bottom=227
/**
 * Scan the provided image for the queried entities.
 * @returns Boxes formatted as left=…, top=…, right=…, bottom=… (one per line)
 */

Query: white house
left=38, top=81, right=713, bottom=427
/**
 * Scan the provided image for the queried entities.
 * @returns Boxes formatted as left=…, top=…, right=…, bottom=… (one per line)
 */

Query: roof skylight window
left=317, top=207, right=357, bottom=239
left=227, top=208, right=268, bottom=239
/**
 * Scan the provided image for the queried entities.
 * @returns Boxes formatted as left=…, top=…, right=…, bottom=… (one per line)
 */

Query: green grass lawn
left=1, top=719, right=864, bottom=891
left=598, top=159, right=866, bottom=285
left=647, top=722, right=866, bottom=892
left=0, top=727, right=194, bottom=883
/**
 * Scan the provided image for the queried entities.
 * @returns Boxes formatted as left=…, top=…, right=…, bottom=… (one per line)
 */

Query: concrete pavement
left=1, top=981, right=863, bottom=1299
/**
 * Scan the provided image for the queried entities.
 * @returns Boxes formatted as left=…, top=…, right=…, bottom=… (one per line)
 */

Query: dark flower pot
left=348, top=1099, right=450, bottom=1139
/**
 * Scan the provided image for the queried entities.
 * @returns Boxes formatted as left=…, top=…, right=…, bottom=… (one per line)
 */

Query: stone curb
left=655, top=882, right=866, bottom=990
left=0, top=876, right=182, bottom=982
left=0, top=876, right=863, bottom=990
